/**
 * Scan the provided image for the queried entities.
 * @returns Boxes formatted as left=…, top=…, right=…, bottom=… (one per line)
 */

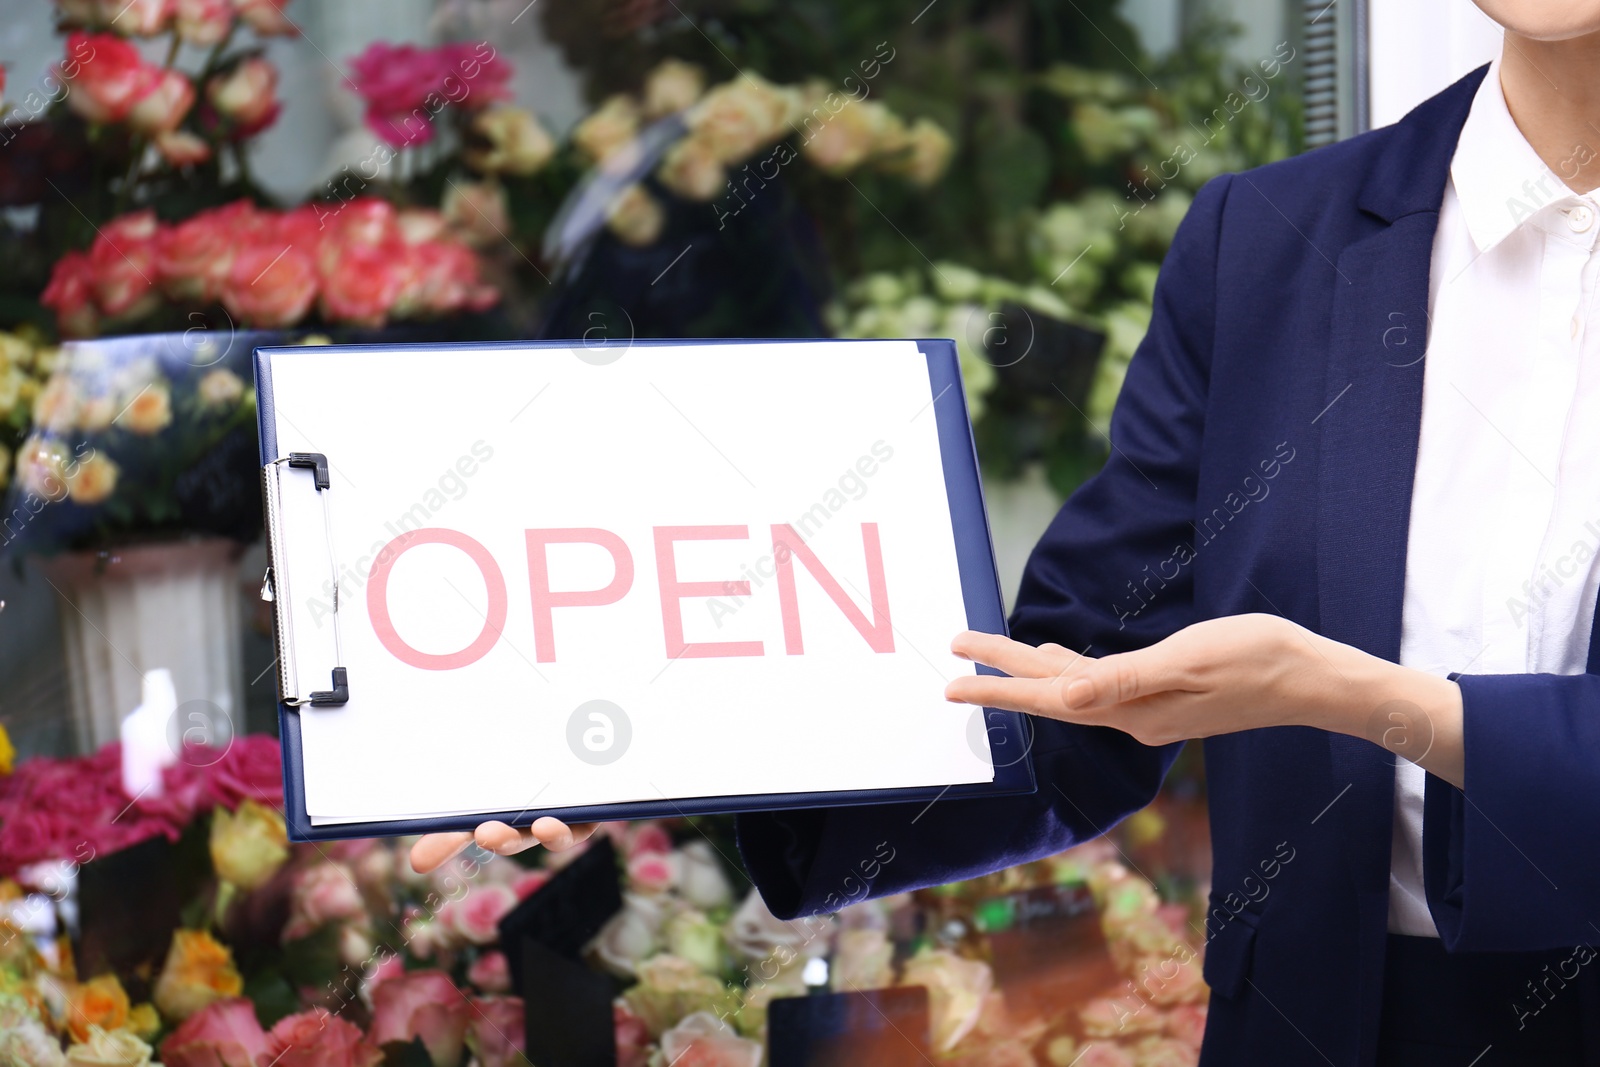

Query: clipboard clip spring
left=272, top=451, right=350, bottom=707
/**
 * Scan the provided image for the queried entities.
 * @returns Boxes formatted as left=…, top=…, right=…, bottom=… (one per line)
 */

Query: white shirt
left=1392, top=58, right=1600, bottom=936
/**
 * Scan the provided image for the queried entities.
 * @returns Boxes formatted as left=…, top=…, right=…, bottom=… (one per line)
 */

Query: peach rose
left=67, top=975, right=131, bottom=1043
left=441, top=179, right=509, bottom=249
left=643, top=58, right=705, bottom=118
left=265, top=1009, right=382, bottom=1067
left=197, top=368, right=246, bottom=409
left=465, top=107, right=554, bottom=177
left=116, top=379, right=172, bottom=435
left=878, top=116, right=954, bottom=186
left=396, top=208, right=448, bottom=245
left=899, top=948, right=993, bottom=1052
left=153, top=930, right=245, bottom=1021
left=160, top=998, right=268, bottom=1067
left=64, top=1027, right=151, bottom=1067
left=657, top=135, right=725, bottom=201
left=605, top=184, right=664, bottom=247
left=1164, top=1004, right=1207, bottom=1048
left=65, top=451, right=118, bottom=505
left=686, top=74, right=795, bottom=164
left=15, top=436, right=71, bottom=501
left=658, top=1012, right=761, bottom=1067
left=800, top=98, right=888, bottom=175
left=572, top=94, right=639, bottom=164
left=367, top=970, right=470, bottom=1067
left=32, top=376, right=80, bottom=432
left=127, top=69, right=194, bottom=135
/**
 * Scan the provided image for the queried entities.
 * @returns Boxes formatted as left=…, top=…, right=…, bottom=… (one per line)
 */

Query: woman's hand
left=944, top=613, right=1466, bottom=786
left=409, top=818, right=600, bottom=875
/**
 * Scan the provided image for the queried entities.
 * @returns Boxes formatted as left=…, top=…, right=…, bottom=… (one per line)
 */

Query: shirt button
left=1569, top=204, right=1595, bottom=232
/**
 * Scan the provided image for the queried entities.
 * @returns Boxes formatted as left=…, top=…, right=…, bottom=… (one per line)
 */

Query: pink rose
left=625, top=824, right=673, bottom=858
left=160, top=998, right=269, bottom=1067
left=175, top=0, right=233, bottom=45
left=466, top=996, right=524, bottom=1067
left=284, top=862, right=366, bottom=941
left=1164, top=1004, right=1207, bottom=1048
left=59, top=32, right=161, bottom=123
left=467, top=951, right=511, bottom=993
left=626, top=850, right=677, bottom=894
left=88, top=209, right=159, bottom=320
left=207, top=57, right=279, bottom=136
left=201, top=733, right=285, bottom=810
left=41, top=250, right=99, bottom=337
left=128, top=68, right=194, bottom=134
left=157, top=130, right=212, bottom=166
left=320, top=243, right=404, bottom=327
left=265, top=1009, right=383, bottom=1067
left=233, top=0, right=296, bottom=35
left=511, top=870, right=549, bottom=901
left=348, top=42, right=448, bottom=147
left=320, top=197, right=399, bottom=255
left=445, top=883, right=517, bottom=945
left=614, top=1001, right=651, bottom=1067
left=222, top=244, right=318, bottom=328
left=436, top=42, right=512, bottom=110
left=368, top=970, right=471, bottom=1067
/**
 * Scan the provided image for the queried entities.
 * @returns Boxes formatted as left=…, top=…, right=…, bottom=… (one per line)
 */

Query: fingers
left=475, top=819, right=602, bottom=857
left=1058, top=647, right=1195, bottom=709
left=531, top=819, right=600, bottom=852
left=951, top=631, right=1087, bottom=680
left=409, top=831, right=473, bottom=874
left=945, top=673, right=1077, bottom=718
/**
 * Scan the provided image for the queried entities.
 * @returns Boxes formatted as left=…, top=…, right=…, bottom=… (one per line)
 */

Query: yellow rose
left=32, top=376, right=80, bottom=432
left=66, top=975, right=130, bottom=1043
left=657, top=135, right=726, bottom=201
left=197, top=368, right=245, bottom=409
left=573, top=94, right=640, bottom=164
left=876, top=116, right=954, bottom=186
left=66, top=452, right=119, bottom=506
left=0, top=723, right=13, bottom=774
left=466, top=107, right=555, bottom=176
left=152, top=929, right=243, bottom=1021
left=115, top=381, right=172, bottom=435
left=687, top=74, right=795, bottom=165
left=125, top=1003, right=159, bottom=1041
left=65, top=1027, right=151, bottom=1067
left=0, top=444, right=9, bottom=494
left=0, top=367, right=25, bottom=420
left=605, top=184, right=665, bottom=247
left=643, top=58, right=705, bottom=118
left=209, top=798, right=289, bottom=890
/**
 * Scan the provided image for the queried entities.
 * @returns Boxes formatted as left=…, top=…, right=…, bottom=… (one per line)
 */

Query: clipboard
left=256, top=338, right=1036, bottom=841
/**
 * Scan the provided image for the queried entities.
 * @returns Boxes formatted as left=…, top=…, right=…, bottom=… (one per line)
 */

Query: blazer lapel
left=1313, top=66, right=1485, bottom=1061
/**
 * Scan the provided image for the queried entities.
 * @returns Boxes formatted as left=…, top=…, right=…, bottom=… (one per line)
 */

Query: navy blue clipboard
left=256, top=338, right=1037, bottom=842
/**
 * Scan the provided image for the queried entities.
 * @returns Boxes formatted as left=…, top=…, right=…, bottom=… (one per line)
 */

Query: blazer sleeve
left=735, top=175, right=1234, bottom=920
left=1423, top=672, right=1600, bottom=951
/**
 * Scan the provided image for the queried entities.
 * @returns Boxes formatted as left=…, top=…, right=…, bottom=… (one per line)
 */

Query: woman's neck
left=1499, top=31, right=1600, bottom=192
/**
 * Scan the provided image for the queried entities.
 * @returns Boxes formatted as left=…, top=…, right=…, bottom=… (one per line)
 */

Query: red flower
left=320, top=242, right=405, bottom=328
left=466, top=997, right=524, bottom=1067
left=59, top=32, right=163, bottom=123
left=41, top=250, right=99, bottom=338
left=87, top=209, right=159, bottom=321
left=222, top=244, right=319, bottom=328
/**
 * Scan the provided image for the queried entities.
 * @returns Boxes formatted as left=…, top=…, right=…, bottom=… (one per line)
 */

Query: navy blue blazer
left=737, top=67, right=1600, bottom=1064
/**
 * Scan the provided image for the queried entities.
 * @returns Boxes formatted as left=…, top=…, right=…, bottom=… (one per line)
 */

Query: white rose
left=678, top=840, right=733, bottom=910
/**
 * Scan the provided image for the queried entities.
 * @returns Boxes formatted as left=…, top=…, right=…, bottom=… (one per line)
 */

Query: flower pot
left=39, top=537, right=245, bottom=753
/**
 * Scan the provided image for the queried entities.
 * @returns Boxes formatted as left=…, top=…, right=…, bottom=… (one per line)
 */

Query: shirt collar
left=1450, top=56, right=1581, bottom=252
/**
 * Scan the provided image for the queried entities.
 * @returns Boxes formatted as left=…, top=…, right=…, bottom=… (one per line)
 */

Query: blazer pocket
left=1201, top=894, right=1261, bottom=1000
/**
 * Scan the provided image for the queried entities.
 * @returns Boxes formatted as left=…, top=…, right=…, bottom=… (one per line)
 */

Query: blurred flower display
left=0, top=734, right=1208, bottom=1064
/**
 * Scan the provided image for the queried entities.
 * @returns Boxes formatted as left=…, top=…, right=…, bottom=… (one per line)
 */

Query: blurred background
left=0, top=2, right=1503, bottom=1065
